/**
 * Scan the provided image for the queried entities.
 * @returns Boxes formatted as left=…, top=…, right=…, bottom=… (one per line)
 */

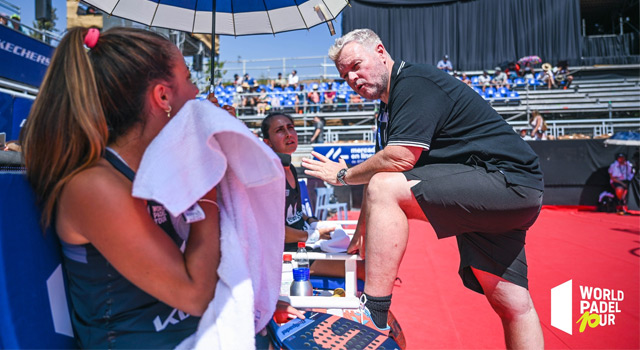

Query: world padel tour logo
left=551, top=280, right=625, bottom=335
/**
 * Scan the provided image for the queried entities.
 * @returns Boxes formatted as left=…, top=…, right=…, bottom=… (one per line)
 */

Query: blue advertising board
left=0, top=25, right=53, bottom=87
left=312, top=144, right=375, bottom=166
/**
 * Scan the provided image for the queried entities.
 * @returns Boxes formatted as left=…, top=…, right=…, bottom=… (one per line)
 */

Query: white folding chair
left=314, top=186, right=348, bottom=220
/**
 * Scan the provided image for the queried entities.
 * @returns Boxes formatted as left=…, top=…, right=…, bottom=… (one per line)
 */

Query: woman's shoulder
left=63, top=160, right=131, bottom=200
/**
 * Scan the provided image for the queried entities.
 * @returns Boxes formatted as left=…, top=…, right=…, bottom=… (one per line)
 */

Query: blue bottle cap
left=292, top=267, right=310, bottom=281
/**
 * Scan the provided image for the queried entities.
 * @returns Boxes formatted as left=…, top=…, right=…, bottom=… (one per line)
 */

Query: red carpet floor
left=347, top=207, right=640, bottom=349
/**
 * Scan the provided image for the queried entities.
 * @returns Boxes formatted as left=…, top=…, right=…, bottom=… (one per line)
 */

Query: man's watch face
left=337, top=168, right=348, bottom=185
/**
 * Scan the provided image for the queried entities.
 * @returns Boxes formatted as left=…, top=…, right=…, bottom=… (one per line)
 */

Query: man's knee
left=474, top=268, right=535, bottom=321
left=485, top=285, right=535, bottom=321
left=367, top=172, right=410, bottom=202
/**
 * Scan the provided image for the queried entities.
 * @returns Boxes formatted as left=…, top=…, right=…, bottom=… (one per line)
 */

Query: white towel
left=305, top=222, right=350, bottom=253
left=132, top=100, right=285, bottom=349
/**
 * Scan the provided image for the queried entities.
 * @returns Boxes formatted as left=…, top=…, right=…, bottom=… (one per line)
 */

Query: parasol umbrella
left=82, top=0, right=348, bottom=88
left=517, top=55, right=542, bottom=66
left=82, top=0, right=347, bottom=37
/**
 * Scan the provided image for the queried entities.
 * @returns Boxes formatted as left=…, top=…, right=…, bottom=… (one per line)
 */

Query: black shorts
left=404, top=163, right=543, bottom=294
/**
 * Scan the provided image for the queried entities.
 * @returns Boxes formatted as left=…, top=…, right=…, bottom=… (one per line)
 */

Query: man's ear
left=375, top=43, right=386, bottom=61
left=263, top=138, right=272, bottom=148
left=150, top=82, right=171, bottom=112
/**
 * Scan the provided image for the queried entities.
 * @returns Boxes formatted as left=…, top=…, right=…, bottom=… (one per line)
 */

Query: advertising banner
left=312, top=144, right=375, bottom=166
left=0, top=25, right=53, bottom=87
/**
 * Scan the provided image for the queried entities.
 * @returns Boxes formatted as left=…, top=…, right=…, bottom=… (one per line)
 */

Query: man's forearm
left=342, top=146, right=421, bottom=185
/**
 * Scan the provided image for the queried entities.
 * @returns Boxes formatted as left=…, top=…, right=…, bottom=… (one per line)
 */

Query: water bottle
left=280, top=254, right=294, bottom=296
left=289, top=267, right=313, bottom=296
left=296, top=241, right=309, bottom=269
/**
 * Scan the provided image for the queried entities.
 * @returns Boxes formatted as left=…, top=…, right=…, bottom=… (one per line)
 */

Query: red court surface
left=350, top=207, right=640, bottom=349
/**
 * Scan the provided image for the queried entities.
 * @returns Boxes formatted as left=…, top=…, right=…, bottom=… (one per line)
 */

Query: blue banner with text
left=0, top=25, right=53, bottom=87
left=312, top=144, right=375, bottom=166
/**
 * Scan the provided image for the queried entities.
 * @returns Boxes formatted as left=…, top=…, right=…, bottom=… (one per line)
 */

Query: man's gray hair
left=328, top=28, right=383, bottom=62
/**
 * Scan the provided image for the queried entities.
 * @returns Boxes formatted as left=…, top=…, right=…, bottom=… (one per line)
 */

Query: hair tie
left=84, top=28, right=100, bottom=49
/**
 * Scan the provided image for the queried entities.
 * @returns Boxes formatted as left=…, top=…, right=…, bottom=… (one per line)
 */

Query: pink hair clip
left=84, top=28, right=100, bottom=49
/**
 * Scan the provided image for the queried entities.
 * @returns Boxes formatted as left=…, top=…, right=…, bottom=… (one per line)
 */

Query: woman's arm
left=531, top=116, right=542, bottom=137
left=56, top=164, right=221, bottom=316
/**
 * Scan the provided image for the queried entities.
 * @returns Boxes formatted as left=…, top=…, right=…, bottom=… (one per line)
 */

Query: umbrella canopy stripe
left=83, top=0, right=348, bottom=35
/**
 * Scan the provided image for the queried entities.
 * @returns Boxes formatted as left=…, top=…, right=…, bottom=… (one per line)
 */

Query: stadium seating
left=216, top=70, right=638, bottom=143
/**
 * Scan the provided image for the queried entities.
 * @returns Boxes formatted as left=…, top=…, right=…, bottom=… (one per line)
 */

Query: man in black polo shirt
left=302, top=29, right=544, bottom=348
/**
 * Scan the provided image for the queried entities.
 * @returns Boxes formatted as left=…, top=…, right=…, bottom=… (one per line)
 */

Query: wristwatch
left=337, top=168, right=348, bottom=186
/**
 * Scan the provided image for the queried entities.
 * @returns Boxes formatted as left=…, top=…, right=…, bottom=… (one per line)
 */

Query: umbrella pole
left=210, top=0, right=217, bottom=92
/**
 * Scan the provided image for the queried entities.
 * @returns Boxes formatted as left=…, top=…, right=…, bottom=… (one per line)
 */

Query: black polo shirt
left=376, top=61, right=543, bottom=190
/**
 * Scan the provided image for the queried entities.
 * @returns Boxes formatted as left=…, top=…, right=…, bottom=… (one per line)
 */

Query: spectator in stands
left=272, top=72, right=287, bottom=89
left=0, top=13, right=8, bottom=26
left=288, top=69, right=299, bottom=88
left=519, top=129, right=534, bottom=140
left=541, top=63, right=556, bottom=90
left=9, top=14, right=26, bottom=34
left=608, top=153, right=635, bottom=215
left=522, top=63, right=535, bottom=80
left=529, top=110, right=547, bottom=140
left=461, top=72, right=472, bottom=86
left=491, top=67, right=510, bottom=89
left=256, top=89, right=270, bottom=116
left=242, top=85, right=258, bottom=114
left=505, top=62, right=521, bottom=80
left=243, top=73, right=256, bottom=88
left=304, top=28, right=544, bottom=348
left=309, top=115, right=325, bottom=144
left=307, top=85, right=321, bottom=113
left=436, top=54, right=453, bottom=73
left=553, top=61, right=573, bottom=90
left=478, top=70, right=492, bottom=92
left=324, top=82, right=336, bottom=111
left=295, top=85, right=306, bottom=114
left=233, top=73, right=244, bottom=93
left=19, top=27, right=223, bottom=349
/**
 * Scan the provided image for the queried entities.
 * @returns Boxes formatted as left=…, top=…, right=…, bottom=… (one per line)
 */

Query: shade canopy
left=83, top=0, right=348, bottom=35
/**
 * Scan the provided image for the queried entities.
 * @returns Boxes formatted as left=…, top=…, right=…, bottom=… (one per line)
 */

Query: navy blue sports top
left=60, top=149, right=200, bottom=349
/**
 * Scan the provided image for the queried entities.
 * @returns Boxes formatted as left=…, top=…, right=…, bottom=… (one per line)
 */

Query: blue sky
left=18, top=1, right=343, bottom=70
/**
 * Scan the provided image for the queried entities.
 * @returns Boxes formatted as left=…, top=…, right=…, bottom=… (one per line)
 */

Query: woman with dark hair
left=261, top=113, right=333, bottom=251
left=261, top=113, right=364, bottom=279
left=20, top=27, right=220, bottom=349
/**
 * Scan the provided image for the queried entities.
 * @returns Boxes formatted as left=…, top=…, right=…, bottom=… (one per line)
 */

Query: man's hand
left=302, top=151, right=348, bottom=186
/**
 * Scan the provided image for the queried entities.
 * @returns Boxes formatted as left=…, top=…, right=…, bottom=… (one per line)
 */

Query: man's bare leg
left=472, top=267, right=544, bottom=349
left=363, top=172, right=426, bottom=296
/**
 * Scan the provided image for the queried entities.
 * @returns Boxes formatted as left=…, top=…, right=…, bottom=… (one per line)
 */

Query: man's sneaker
left=342, top=295, right=391, bottom=334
